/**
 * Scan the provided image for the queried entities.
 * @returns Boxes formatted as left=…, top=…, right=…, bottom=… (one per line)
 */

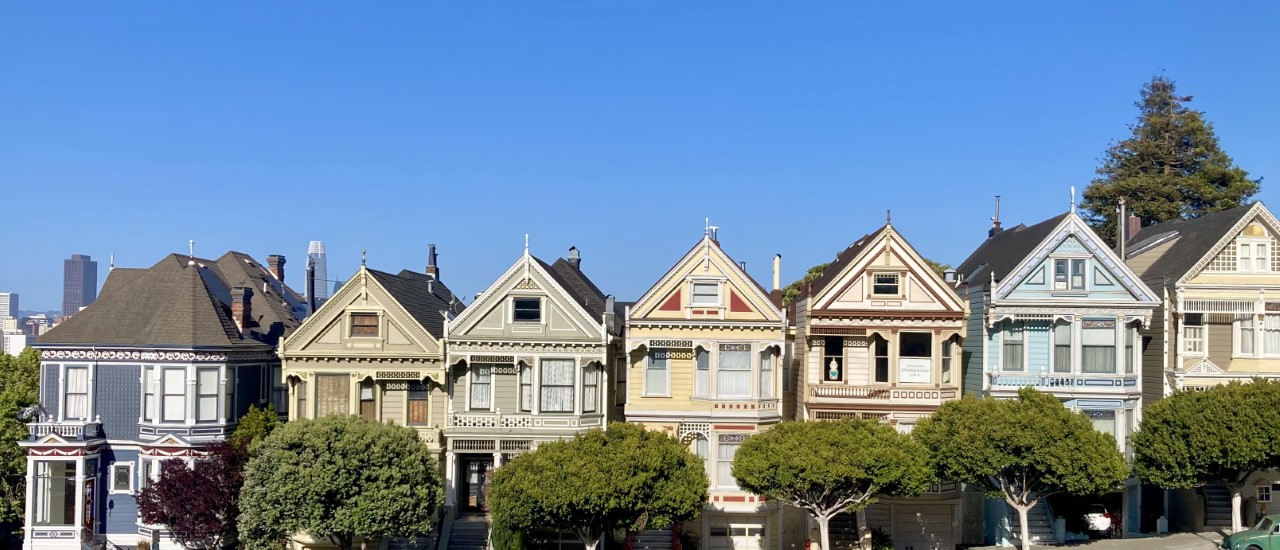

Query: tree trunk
left=816, top=514, right=830, bottom=550
left=583, top=538, right=599, bottom=550
left=1232, top=487, right=1244, bottom=533
left=1015, top=504, right=1031, bottom=550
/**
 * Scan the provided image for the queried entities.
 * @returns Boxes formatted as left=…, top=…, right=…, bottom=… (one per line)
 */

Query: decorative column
left=444, top=452, right=457, bottom=507
left=23, top=456, right=35, bottom=542
left=73, top=459, right=85, bottom=539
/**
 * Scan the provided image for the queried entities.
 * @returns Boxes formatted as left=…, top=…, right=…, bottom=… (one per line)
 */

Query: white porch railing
left=810, top=385, right=892, bottom=399
left=988, top=372, right=1139, bottom=391
left=28, top=420, right=103, bottom=440
left=447, top=411, right=604, bottom=429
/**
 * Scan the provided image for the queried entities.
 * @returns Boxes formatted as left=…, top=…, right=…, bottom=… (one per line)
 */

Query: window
left=197, top=367, right=219, bottom=422
left=1240, top=241, right=1271, bottom=273
left=139, top=459, right=155, bottom=491
left=1089, top=410, right=1116, bottom=439
left=513, top=298, right=541, bottom=322
left=64, top=366, right=89, bottom=420
left=691, top=282, right=720, bottom=306
left=143, top=366, right=157, bottom=422
left=295, top=379, right=308, bottom=418
left=645, top=349, right=669, bottom=396
left=615, top=362, right=627, bottom=406
left=1053, top=321, right=1073, bottom=373
left=32, top=461, right=74, bottom=526
left=1125, top=326, right=1136, bottom=374
left=717, top=438, right=741, bottom=487
left=315, top=374, right=348, bottom=417
left=1002, top=321, right=1024, bottom=372
left=541, top=359, right=575, bottom=412
left=898, top=332, right=932, bottom=384
left=718, top=345, right=751, bottom=398
left=271, top=365, right=287, bottom=414
left=359, top=380, right=376, bottom=420
left=693, top=436, right=710, bottom=475
left=1260, top=485, right=1273, bottom=504
left=162, top=367, right=185, bottom=422
left=823, top=337, right=843, bottom=382
left=941, top=340, right=952, bottom=384
left=694, top=348, right=710, bottom=397
left=1184, top=314, right=1205, bottom=355
left=1240, top=315, right=1257, bottom=356
left=519, top=364, right=533, bottom=412
left=1082, top=320, right=1117, bottom=374
left=760, top=352, right=775, bottom=399
left=111, top=462, right=133, bottom=493
left=1266, top=315, right=1280, bottom=356
left=350, top=313, right=379, bottom=337
left=582, top=366, right=598, bottom=413
left=470, top=365, right=493, bottom=410
left=874, top=336, right=890, bottom=382
left=872, top=273, right=900, bottom=296
left=408, top=382, right=428, bottom=424
left=1053, top=259, right=1086, bottom=291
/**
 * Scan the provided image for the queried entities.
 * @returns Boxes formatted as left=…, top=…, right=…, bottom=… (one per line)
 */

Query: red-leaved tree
left=136, top=441, right=248, bottom=549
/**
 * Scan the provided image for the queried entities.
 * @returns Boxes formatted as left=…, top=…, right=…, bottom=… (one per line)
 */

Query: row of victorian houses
left=18, top=201, right=1280, bottom=550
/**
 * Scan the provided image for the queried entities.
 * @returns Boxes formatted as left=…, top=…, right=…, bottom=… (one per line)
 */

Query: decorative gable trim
left=810, top=227, right=965, bottom=313
left=446, top=253, right=600, bottom=338
left=1185, top=357, right=1225, bottom=375
left=629, top=236, right=782, bottom=322
left=281, top=267, right=442, bottom=356
left=1179, top=203, right=1280, bottom=285
left=994, top=214, right=1158, bottom=304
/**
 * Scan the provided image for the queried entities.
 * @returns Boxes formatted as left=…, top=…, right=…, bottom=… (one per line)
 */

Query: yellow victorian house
left=625, top=230, right=790, bottom=550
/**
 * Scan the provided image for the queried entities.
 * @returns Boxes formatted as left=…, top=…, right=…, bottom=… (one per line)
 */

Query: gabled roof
left=808, top=227, right=887, bottom=296
left=38, top=252, right=304, bottom=349
left=629, top=235, right=782, bottom=322
left=1125, top=205, right=1257, bottom=288
left=955, top=213, right=1070, bottom=286
left=366, top=269, right=464, bottom=339
left=538, top=257, right=618, bottom=329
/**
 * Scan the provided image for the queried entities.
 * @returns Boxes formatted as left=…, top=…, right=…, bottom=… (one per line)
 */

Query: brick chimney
left=231, top=286, right=253, bottom=331
left=567, top=246, right=581, bottom=269
left=426, top=243, right=439, bottom=280
left=267, top=255, right=285, bottom=282
left=1126, top=215, right=1142, bottom=243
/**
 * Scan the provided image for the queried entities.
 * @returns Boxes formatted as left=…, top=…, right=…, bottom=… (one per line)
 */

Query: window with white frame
left=1183, top=314, right=1205, bottom=355
left=694, top=348, right=710, bottom=397
left=691, top=282, right=720, bottom=306
left=143, top=366, right=157, bottom=422
left=197, top=367, right=219, bottom=422
left=717, top=344, right=752, bottom=398
left=1265, top=314, right=1280, bottom=357
left=614, top=362, right=627, bottom=406
left=645, top=349, right=669, bottom=396
left=1239, top=315, right=1257, bottom=356
left=874, top=336, right=890, bottom=382
left=693, top=435, right=710, bottom=476
left=871, top=273, right=900, bottom=296
left=1239, top=240, right=1271, bottom=273
left=64, top=366, right=89, bottom=420
left=513, top=298, right=541, bottom=323
left=541, top=359, right=575, bottom=413
left=138, top=458, right=156, bottom=491
left=941, top=340, right=953, bottom=384
left=1082, top=320, right=1117, bottom=374
left=162, top=367, right=186, bottom=422
left=1125, top=325, right=1136, bottom=374
left=1053, top=321, right=1072, bottom=373
left=717, top=436, right=744, bottom=487
left=1002, top=321, right=1024, bottom=372
left=1260, top=485, right=1272, bottom=503
left=519, top=364, right=533, bottom=412
left=1053, top=259, right=1086, bottom=291
left=582, top=365, right=598, bottom=413
left=110, top=462, right=134, bottom=493
left=760, top=351, right=775, bottom=399
left=32, top=460, right=75, bottom=526
left=470, top=364, right=493, bottom=410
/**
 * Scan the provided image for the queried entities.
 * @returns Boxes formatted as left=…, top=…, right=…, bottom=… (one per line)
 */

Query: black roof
left=367, top=269, right=464, bottom=339
left=1125, top=205, right=1255, bottom=289
left=535, top=256, right=622, bottom=334
left=955, top=213, right=1070, bottom=287
left=808, top=226, right=888, bottom=296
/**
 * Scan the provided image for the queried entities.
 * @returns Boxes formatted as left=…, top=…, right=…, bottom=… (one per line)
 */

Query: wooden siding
left=1207, top=318, right=1234, bottom=369
left=1140, top=305, right=1167, bottom=404
left=381, top=386, right=405, bottom=424
left=961, top=286, right=986, bottom=397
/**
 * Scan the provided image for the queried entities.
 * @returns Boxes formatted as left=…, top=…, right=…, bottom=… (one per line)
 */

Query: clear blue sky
left=2, top=2, right=1278, bottom=311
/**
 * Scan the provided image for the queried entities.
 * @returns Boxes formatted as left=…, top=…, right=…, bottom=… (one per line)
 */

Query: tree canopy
left=487, top=422, right=707, bottom=550
left=913, top=389, right=1127, bottom=550
left=238, top=415, right=443, bottom=550
left=0, top=348, right=40, bottom=542
left=230, top=403, right=281, bottom=451
left=137, top=441, right=248, bottom=549
left=1082, top=75, right=1259, bottom=242
left=732, top=420, right=931, bottom=550
left=1134, top=380, right=1280, bottom=532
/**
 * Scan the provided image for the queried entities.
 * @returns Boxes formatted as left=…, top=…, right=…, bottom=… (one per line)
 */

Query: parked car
left=1222, top=515, right=1280, bottom=550
left=1085, top=504, right=1114, bottom=537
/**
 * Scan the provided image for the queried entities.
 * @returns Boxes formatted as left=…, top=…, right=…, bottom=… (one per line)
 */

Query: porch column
left=73, top=458, right=85, bottom=538
left=573, top=358, right=583, bottom=416
left=532, top=360, right=541, bottom=415
left=493, top=452, right=503, bottom=469
left=444, top=453, right=457, bottom=507
left=23, top=456, right=35, bottom=544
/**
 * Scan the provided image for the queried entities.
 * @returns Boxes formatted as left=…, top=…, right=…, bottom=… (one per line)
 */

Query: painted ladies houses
left=793, top=219, right=967, bottom=550
left=23, top=251, right=304, bottom=550
left=442, top=245, right=623, bottom=520
left=625, top=230, right=789, bottom=550
left=954, top=205, right=1157, bottom=544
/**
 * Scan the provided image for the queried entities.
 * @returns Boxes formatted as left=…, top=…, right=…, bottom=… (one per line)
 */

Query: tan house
left=793, top=221, right=967, bottom=550
left=625, top=231, right=790, bottom=550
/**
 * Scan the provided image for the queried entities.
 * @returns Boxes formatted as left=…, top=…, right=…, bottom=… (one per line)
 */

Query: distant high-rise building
left=0, top=292, right=17, bottom=318
left=62, top=254, right=98, bottom=318
left=307, top=241, right=329, bottom=302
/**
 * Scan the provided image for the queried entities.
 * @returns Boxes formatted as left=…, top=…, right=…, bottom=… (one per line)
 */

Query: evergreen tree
left=1082, top=75, right=1259, bottom=242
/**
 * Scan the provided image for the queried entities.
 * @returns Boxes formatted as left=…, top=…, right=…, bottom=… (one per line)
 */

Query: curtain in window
left=694, top=349, right=710, bottom=397
left=540, top=359, right=575, bottom=412
left=470, top=365, right=492, bottom=410
left=1125, top=327, right=1135, bottom=374
left=1053, top=322, right=1072, bottom=373
left=759, top=353, right=774, bottom=399
left=1082, top=325, right=1117, bottom=374
left=1002, top=322, right=1024, bottom=372
left=1241, top=316, right=1256, bottom=355
left=695, top=437, right=710, bottom=475
left=1089, top=411, right=1116, bottom=439
left=1265, top=315, right=1280, bottom=355
left=717, top=350, right=751, bottom=397
left=646, top=350, right=668, bottom=395
left=162, top=368, right=186, bottom=421
left=582, top=366, right=598, bottom=413
left=316, top=374, right=348, bottom=417
left=143, top=367, right=156, bottom=422
left=65, top=367, right=89, bottom=420
left=717, top=441, right=739, bottom=486
left=519, top=364, right=532, bottom=412
left=941, top=341, right=952, bottom=384
left=197, top=368, right=219, bottom=422
left=295, top=380, right=308, bottom=418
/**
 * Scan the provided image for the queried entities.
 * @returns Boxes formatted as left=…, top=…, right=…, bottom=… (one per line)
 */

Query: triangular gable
left=32, top=432, right=70, bottom=446
left=150, top=433, right=190, bottom=447
left=447, top=254, right=601, bottom=341
left=1185, top=357, right=1225, bottom=375
left=995, top=214, right=1158, bottom=304
left=811, top=226, right=965, bottom=313
left=1181, top=203, right=1280, bottom=284
left=630, top=236, right=782, bottom=323
left=281, top=268, right=442, bottom=356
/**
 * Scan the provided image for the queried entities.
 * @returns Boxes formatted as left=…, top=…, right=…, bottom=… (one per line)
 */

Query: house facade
left=793, top=221, right=967, bottom=550
left=442, top=246, right=623, bottom=516
left=23, top=252, right=302, bottom=550
left=625, top=233, right=788, bottom=550
left=955, top=209, right=1158, bottom=543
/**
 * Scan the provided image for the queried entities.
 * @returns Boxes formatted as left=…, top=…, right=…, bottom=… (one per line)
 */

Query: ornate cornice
left=40, top=349, right=277, bottom=363
left=809, top=317, right=963, bottom=328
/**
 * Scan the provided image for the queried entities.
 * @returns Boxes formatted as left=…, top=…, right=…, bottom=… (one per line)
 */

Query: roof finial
left=524, top=234, right=529, bottom=255
left=886, top=209, right=892, bottom=225
left=704, top=217, right=710, bottom=237
left=188, top=240, right=195, bottom=266
left=361, top=249, right=367, bottom=267
left=1070, top=186, right=1076, bottom=214
left=109, top=253, right=115, bottom=272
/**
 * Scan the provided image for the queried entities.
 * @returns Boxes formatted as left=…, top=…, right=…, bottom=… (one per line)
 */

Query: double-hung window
left=513, top=298, right=541, bottom=322
left=823, top=337, right=843, bottom=382
left=1265, top=314, right=1280, bottom=357
left=196, top=367, right=219, bottom=422
left=519, top=364, right=533, bottom=412
left=717, top=437, right=742, bottom=487
left=1053, top=321, right=1073, bottom=373
left=941, top=340, right=953, bottom=384
left=1239, top=316, right=1257, bottom=356
left=614, top=363, right=627, bottom=406
left=1240, top=241, right=1271, bottom=273
left=692, top=282, right=720, bottom=306
left=1053, top=259, right=1086, bottom=291
left=1125, top=326, right=1136, bottom=374
left=470, top=365, right=492, bottom=410
left=64, top=366, right=89, bottom=420
left=874, top=337, right=890, bottom=382
left=582, top=366, right=598, bottom=413
left=540, top=359, right=575, bottom=413
left=717, top=344, right=751, bottom=398
left=694, top=349, right=710, bottom=397
left=408, top=382, right=429, bottom=424
left=645, top=349, right=669, bottom=396
left=1002, top=321, right=1024, bottom=372
left=359, top=380, right=376, bottom=420
left=1082, top=320, right=1117, bottom=374
left=872, top=273, right=900, bottom=296
left=1183, top=314, right=1205, bottom=355
left=350, top=313, right=379, bottom=337
left=162, top=367, right=186, bottom=422
left=759, top=352, right=775, bottom=399
left=143, top=367, right=157, bottom=422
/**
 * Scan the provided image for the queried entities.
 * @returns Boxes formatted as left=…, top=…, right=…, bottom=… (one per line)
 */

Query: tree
left=924, top=259, right=951, bottom=280
left=238, top=415, right=443, bottom=550
left=230, top=403, right=280, bottom=451
left=0, top=348, right=40, bottom=541
left=913, top=389, right=1128, bottom=550
left=731, top=420, right=931, bottom=550
left=1133, top=380, right=1280, bottom=532
left=782, top=263, right=829, bottom=305
left=487, top=423, right=707, bottom=550
left=136, top=441, right=248, bottom=549
left=1082, top=75, right=1259, bottom=242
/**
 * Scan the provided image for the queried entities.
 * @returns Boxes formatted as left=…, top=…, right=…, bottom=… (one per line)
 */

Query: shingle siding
left=98, top=366, right=140, bottom=440
left=41, top=363, right=58, bottom=416
left=102, top=448, right=140, bottom=536
left=1141, top=306, right=1167, bottom=404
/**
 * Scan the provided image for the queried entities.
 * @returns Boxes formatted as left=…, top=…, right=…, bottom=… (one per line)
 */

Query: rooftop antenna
left=989, top=196, right=1004, bottom=238
left=188, top=240, right=195, bottom=266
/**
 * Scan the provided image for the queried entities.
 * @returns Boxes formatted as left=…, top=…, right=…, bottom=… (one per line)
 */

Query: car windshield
left=1256, top=518, right=1273, bottom=532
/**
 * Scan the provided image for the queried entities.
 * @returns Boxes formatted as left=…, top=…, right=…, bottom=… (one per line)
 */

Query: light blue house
left=21, top=252, right=304, bottom=550
left=954, top=206, right=1158, bottom=546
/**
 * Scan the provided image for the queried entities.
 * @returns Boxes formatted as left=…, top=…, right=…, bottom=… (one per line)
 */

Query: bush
left=870, top=528, right=893, bottom=550
left=490, top=521, right=524, bottom=550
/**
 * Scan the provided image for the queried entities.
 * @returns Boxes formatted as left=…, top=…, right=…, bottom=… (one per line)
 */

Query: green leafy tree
left=924, top=259, right=951, bottom=280
left=1134, top=380, right=1280, bottom=532
left=487, top=423, right=707, bottom=550
left=731, top=420, right=931, bottom=550
left=0, top=348, right=40, bottom=541
left=230, top=403, right=280, bottom=451
left=782, top=263, right=829, bottom=305
left=238, top=415, right=443, bottom=550
left=914, top=389, right=1128, bottom=550
left=1082, top=75, right=1259, bottom=242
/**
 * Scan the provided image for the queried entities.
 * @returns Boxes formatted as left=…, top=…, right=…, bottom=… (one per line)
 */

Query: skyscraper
left=62, top=254, right=98, bottom=318
left=0, top=292, right=17, bottom=319
left=307, top=241, right=329, bottom=302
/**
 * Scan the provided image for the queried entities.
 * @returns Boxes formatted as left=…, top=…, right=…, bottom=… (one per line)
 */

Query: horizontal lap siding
left=1141, top=308, right=1166, bottom=403
left=962, top=288, right=986, bottom=397
left=1207, top=319, right=1234, bottom=371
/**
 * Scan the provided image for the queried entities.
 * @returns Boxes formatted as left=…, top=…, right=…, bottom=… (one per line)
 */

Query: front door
left=460, top=457, right=493, bottom=513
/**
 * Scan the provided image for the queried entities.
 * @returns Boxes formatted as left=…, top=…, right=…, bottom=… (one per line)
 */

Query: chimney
left=772, top=254, right=782, bottom=291
left=709, top=226, right=719, bottom=242
left=231, top=286, right=253, bottom=331
left=267, top=255, right=285, bottom=282
left=738, top=260, right=748, bottom=271
left=306, top=257, right=316, bottom=315
left=1117, top=197, right=1128, bottom=258
left=988, top=195, right=1003, bottom=238
left=567, top=246, right=581, bottom=269
left=426, top=243, right=439, bottom=280
left=1127, top=215, right=1142, bottom=245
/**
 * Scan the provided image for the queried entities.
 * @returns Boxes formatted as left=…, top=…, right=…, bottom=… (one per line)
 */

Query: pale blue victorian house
left=954, top=204, right=1158, bottom=547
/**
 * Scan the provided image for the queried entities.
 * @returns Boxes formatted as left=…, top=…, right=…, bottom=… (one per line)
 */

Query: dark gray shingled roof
left=366, top=269, right=464, bottom=339
left=534, top=256, right=622, bottom=335
left=954, top=213, right=1070, bottom=287
left=808, top=226, right=888, bottom=296
left=1125, top=205, right=1255, bottom=289
left=38, top=252, right=304, bottom=349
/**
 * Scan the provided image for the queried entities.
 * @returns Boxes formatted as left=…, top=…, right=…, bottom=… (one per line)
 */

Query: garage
left=708, top=521, right=765, bottom=550
left=891, top=504, right=954, bottom=550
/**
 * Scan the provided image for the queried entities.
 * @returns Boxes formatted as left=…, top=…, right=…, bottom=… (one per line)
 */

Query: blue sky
left=2, top=2, right=1278, bottom=311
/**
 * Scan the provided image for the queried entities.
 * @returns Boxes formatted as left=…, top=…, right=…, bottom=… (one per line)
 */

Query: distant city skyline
left=307, top=240, right=329, bottom=302
left=61, top=254, right=97, bottom=318
left=0, top=292, right=17, bottom=319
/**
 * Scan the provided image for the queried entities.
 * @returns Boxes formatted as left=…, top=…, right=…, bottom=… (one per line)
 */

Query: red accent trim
left=722, top=496, right=748, bottom=502
left=659, top=290, right=683, bottom=311
left=712, top=424, right=756, bottom=431
left=729, top=289, right=753, bottom=313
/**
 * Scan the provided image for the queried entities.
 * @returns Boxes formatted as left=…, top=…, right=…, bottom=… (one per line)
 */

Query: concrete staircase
left=632, top=528, right=673, bottom=550
left=1006, top=501, right=1055, bottom=546
left=448, top=515, right=491, bottom=550
left=827, top=511, right=861, bottom=550
left=1203, top=484, right=1233, bottom=531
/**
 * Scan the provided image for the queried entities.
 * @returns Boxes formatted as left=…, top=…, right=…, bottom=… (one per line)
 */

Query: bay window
left=823, top=337, right=843, bottom=382
left=1240, top=316, right=1257, bottom=356
left=645, top=349, right=669, bottom=396
left=519, top=364, right=533, bottom=412
left=1053, top=321, right=1072, bottom=373
left=1002, top=321, right=1024, bottom=372
left=408, top=382, right=428, bottom=424
left=162, top=367, right=186, bottom=422
left=197, top=367, right=219, bottom=422
left=717, top=438, right=741, bottom=487
left=1266, top=315, right=1280, bottom=356
left=295, top=379, right=308, bottom=418
left=717, top=344, right=751, bottom=398
left=898, top=332, right=932, bottom=384
left=32, top=461, right=74, bottom=526
left=582, top=366, right=598, bottom=413
left=1125, top=326, right=1136, bottom=374
left=469, top=365, right=492, bottom=410
left=1082, top=320, right=1117, bottom=374
left=874, top=336, right=890, bottom=382
left=143, top=366, right=156, bottom=421
left=540, top=359, right=575, bottom=413
left=359, top=380, right=376, bottom=420
left=760, top=352, right=775, bottom=399
left=694, top=348, right=710, bottom=397
left=1183, top=314, right=1204, bottom=355
left=941, top=340, right=953, bottom=384
left=64, top=366, right=89, bottom=420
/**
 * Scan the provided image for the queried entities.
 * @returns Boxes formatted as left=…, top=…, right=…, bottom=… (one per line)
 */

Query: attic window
left=871, top=273, right=899, bottom=296
left=513, top=298, right=541, bottom=322
left=350, top=313, right=379, bottom=337
left=691, top=282, right=720, bottom=306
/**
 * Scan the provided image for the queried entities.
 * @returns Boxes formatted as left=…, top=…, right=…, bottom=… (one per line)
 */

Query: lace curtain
left=717, top=351, right=751, bottom=397
left=541, top=359, right=575, bottom=412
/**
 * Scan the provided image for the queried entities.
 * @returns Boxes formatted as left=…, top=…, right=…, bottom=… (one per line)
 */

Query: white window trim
left=689, top=279, right=724, bottom=307
left=468, top=365, right=495, bottom=411
left=997, top=321, right=1028, bottom=373
left=1049, top=320, right=1075, bottom=374
left=643, top=349, right=672, bottom=398
left=348, top=311, right=382, bottom=338
left=1182, top=315, right=1207, bottom=357
left=1238, top=238, right=1272, bottom=274
left=712, top=344, right=756, bottom=399
left=511, top=296, right=545, bottom=324
left=1238, top=313, right=1280, bottom=359
left=109, top=462, right=135, bottom=494
left=1051, top=256, right=1089, bottom=293
left=59, top=363, right=94, bottom=423
left=869, top=272, right=903, bottom=297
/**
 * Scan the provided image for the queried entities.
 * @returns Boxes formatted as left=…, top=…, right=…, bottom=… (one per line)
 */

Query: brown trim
left=712, top=424, right=756, bottom=431
left=722, top=496, right=748, bottom=502
left=811, top=310, right=965, bottom=319
left=805, top=403, right=951, bottom=413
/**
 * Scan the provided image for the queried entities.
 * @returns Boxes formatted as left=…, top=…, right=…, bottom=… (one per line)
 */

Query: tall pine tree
left=1082, top=75, right=1259, bottom=242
